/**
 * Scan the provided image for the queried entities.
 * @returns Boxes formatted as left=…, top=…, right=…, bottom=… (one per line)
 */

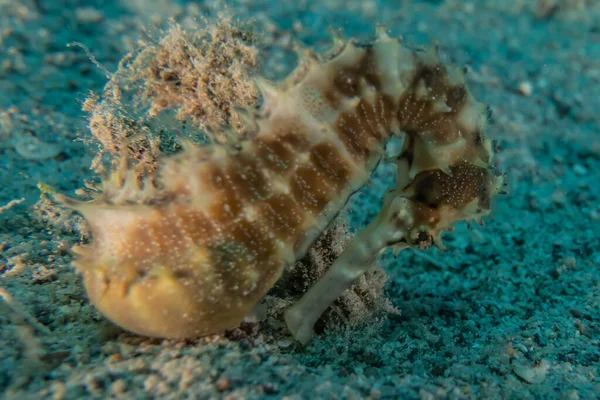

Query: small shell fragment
left=513, top=359, right=550, bottom=384
left=13, top=136, right=62, bottom=160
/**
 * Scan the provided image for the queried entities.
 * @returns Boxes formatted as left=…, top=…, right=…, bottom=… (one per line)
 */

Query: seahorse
left=59, top=31, right=504, bottom=344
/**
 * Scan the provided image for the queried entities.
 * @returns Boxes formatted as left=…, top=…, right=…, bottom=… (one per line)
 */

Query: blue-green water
left=0, top=1, right=599, bottom=399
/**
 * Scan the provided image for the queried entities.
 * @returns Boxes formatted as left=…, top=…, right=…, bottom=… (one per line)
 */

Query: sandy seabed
left=1, top=0, right=599, bottom=399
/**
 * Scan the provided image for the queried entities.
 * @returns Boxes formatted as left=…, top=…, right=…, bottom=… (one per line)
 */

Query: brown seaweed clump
left=82, top=16, right=260, bottom=181
left=137, top=20, right=260, bottom=136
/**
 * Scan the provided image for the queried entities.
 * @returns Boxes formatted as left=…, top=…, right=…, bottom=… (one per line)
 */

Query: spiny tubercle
left=63, top=32, right=503, bottom=340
